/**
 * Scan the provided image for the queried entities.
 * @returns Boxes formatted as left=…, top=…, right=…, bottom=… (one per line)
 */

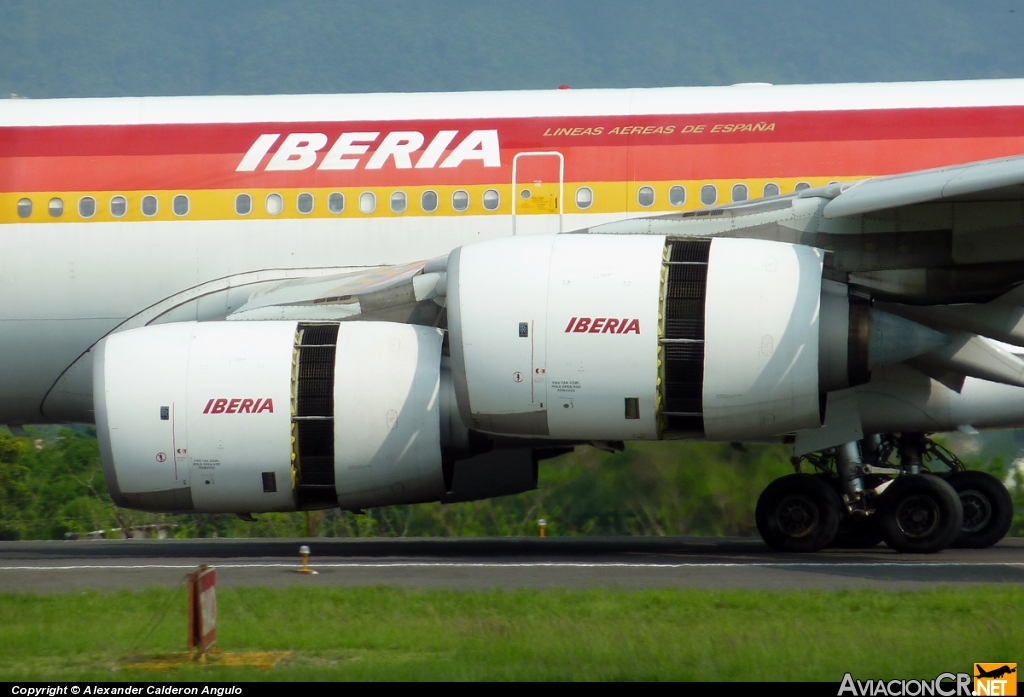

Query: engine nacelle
left=94, top=321, right=530, bottom=514
left=700, top=237, right=825, bottom=439
left=449, top=234, right=666, bottom=441
left=449, top=234, right=828, bottom=441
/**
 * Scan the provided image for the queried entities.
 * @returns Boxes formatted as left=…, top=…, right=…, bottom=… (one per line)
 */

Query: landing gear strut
left=773, top=433, right=1013, bottom=553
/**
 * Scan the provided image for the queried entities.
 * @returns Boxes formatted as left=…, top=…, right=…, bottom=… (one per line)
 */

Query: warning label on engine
left=551, top=380, right=580, bottom=394
left=192, top=458, right=220, bottom=470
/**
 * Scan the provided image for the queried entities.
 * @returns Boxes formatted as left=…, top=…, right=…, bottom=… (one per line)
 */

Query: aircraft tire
left=946, top=471, right=1014, bottom=549
left=756, top=474, right=841, bottom=552
left=878, top=474, right=962, bottom=554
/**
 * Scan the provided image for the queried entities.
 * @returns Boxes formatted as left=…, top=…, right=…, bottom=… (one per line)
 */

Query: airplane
left=976, top=666, right=1017, bottom=680
left=1, top=78, right=1022, bottom=554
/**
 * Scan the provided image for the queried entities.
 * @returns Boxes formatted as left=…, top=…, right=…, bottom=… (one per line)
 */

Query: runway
left=0, top=537, right=1022, bottom=592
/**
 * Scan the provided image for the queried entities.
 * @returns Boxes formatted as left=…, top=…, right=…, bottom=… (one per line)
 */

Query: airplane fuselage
left=3, top=79, right=1024, bottom=424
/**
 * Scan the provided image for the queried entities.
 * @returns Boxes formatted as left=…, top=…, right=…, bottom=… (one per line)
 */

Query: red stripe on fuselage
left=2, top=107, right=1024, bottom=191
left=5, top=107, right=1024, bottom=156
left=4, top=137, right=1023, bottom=193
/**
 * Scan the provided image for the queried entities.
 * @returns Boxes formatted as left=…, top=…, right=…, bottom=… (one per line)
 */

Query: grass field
left=0, top=586, right=1020, bottom=681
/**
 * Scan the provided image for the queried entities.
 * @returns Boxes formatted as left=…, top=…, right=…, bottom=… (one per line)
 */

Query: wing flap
left=227, top=258, right=447, bottom=325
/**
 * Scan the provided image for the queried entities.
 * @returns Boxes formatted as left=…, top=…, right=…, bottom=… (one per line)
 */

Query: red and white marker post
left=187, top=566, right=217, bottom=654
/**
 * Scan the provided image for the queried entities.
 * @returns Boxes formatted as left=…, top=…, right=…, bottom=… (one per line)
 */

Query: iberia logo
left=236, top=130, right=501, bottom=172
left=975, top=664, right=1017, bottom=696
left=564, top=317, right=640, bottom=335
left=203, top=398, right=274, bottom=414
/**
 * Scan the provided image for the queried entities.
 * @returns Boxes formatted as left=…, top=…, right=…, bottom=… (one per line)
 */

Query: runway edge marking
left=2, top=562, right=1023, bottom=570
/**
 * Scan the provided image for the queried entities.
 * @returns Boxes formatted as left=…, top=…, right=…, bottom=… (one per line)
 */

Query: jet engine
left=94, top=320, right=535, bottom=514
left=447, top=234, right=946, bottom=442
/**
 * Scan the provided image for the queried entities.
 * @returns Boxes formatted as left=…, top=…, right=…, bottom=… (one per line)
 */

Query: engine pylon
left=864, top=308, right=951, bottom=368
left=911, top=332, right=1024, bottom=388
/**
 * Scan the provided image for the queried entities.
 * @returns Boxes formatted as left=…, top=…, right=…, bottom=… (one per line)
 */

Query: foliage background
left=1, top=426, right=1020, bottom=540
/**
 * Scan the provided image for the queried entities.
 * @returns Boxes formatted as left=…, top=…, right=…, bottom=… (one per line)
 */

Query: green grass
left=0, top=586, right=1020, bottom=681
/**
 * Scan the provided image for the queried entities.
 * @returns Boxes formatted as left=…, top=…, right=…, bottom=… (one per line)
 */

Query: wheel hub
left=959, top=489, right=992, bottom=533
left=775, top=494, right=819, bottom=538
left=894, top=494, right=940, bottom=539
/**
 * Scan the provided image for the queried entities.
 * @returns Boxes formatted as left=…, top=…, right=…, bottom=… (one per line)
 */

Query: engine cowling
left=94, top=320, right=535, bottom=514
left=448, top=234, right=666, bottom=441
left=448, top=234, right=828, bottom=441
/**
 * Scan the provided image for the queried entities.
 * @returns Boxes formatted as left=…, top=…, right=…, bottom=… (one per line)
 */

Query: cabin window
left=172, top=195, right=190, bottom=216
left=48, top=198, right=63, bottom=218
left=359, top=192, right=376, bottom=214
left=669, top=185, right=686, bottom=207
left=78, top=197, right=96, bottom=218
left=762, top=183, right=780, bottom=198
left=421, top=190, right=438, bottom=212
left=637, top=186, right=655, bottom=208
left=328, top=192, right=345, bottom=214
left=265, top=193, right=283, bottom=215
left=110, top=196, right=127, bottom=218
left=297, top=192, right=314, bottom=214
left=575, top=186, right=593, bottom=210
left=235, top=193, right=252, bottom=216
left=16, top=198, right=32, bottom=218
left=390, top=191, right=407, bottom=213
left=452, top=190, right=469, bottom=212
left=731, top=184, right=748, bottom=202
left=482, top=189, right=500, bottom=211
left=700, top=185, right=717, bottom=206
left=794, top=182, right=811, bottom=192
left=142, top=195, right=158, bottom=217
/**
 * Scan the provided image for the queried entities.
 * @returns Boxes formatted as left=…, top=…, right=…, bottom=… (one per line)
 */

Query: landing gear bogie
left=781, top=433, right=1012, bottom=553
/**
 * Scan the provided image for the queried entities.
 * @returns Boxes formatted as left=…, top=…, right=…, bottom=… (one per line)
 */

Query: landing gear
left=877, top=473, right=962, bottom=554
left=755, top=474, right=841, bottom=552
left=781, top=433, right=1014, bottom=553
left=946, top=471, right=1014, bottom=549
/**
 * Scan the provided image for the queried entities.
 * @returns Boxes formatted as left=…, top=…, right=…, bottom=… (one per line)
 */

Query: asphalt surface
left=0, top=537, right=1022, bottom=592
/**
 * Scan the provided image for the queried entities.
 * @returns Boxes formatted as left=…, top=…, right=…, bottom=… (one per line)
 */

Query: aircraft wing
left=822, top=154, right=1024, bottom=218
left=226, top=257, right=448, bottom=326
left=580, top=153, right=1024, bottom=396
left=587, top=153, right=1024, bottom=237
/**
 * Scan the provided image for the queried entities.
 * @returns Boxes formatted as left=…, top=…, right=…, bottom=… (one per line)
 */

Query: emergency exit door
left=512, top=152, right=564, bottom=235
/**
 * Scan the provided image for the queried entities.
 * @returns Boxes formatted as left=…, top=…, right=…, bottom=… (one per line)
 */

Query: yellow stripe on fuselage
left=0, top=178, right=854, bottom=224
